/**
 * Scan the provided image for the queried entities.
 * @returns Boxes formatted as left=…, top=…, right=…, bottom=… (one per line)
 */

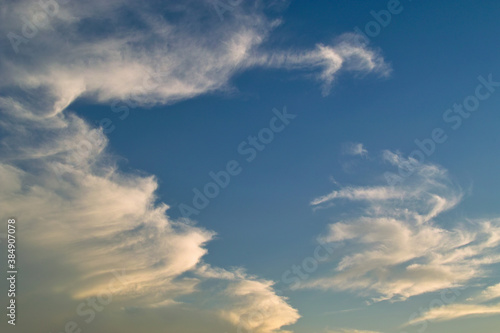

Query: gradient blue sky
left=1, top=1, right=500, bottom=333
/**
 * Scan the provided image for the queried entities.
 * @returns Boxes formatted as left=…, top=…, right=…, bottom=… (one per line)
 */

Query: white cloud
left=470, top=283, right=500, bottom=303
left=0, top=100, right=300, bottom=331
left=1, top=1, right=388, bottom=119
left=310, top=186, right=403, bottom=206
left=220, top=279, right=300, bottom=333
left=0, top=1, right=393, bottom=331
left=250, top=36, right=390, bottom=95
left=303, top=152, right=500, bottom=302
left=0, top=2, right=316, bottom=332
left=408, top=302, right=500, bottom=324
left=404, top=281, right=500, bottom=325
left=342, top=142, right=368, bottom=157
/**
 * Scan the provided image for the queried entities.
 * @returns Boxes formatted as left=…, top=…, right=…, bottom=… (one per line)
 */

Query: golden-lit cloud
left=303, top=151, right=500, bottom=302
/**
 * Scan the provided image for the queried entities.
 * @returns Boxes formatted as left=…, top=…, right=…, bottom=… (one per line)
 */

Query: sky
left=1, top=0, right=500, bottom=332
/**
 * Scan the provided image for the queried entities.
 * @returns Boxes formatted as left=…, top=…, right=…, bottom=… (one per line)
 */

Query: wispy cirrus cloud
left=469, top=283, right=500, bottom=303
left=406, top=282, right=500, bottom=325
left=303, top=151, right=500, bottom=303
left=407, top=302, right=500, bottom=324
left=1, top=1, right=389, bottom=118
left=310, top=186, right=403, bottom=206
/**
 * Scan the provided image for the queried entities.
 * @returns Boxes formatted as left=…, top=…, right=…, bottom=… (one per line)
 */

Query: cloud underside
left=0, top=1, right=389, bottom=332
left=305, top=151, right=500, bottom=306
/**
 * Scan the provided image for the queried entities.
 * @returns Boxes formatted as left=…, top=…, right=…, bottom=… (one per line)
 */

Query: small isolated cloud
left=303, top=151, right=500, bottom=302
left=310, top=186, right=403, bottom=206
left=342, top=142, right=368, bottom=157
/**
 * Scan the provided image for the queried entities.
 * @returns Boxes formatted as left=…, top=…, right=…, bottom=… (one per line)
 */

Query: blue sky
left=1, top=1, right=500, bottom=333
